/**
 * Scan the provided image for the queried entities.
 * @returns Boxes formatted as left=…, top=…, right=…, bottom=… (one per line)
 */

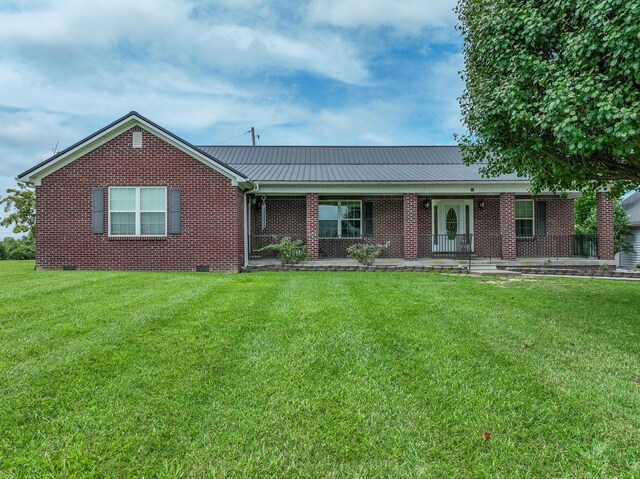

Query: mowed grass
left=0, top=261, right=639, bottom=478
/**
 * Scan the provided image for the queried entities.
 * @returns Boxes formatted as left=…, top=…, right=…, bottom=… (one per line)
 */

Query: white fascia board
left=254, top=182, right=581, bottom=197
left=19, top=115, right=247, bottom=186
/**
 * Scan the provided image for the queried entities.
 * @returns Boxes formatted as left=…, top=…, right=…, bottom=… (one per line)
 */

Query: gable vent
left=132, top=131, right=143, bottom=148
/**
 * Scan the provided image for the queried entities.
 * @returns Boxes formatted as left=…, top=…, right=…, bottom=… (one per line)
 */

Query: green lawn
left=1, top=261, right=639, bottom=478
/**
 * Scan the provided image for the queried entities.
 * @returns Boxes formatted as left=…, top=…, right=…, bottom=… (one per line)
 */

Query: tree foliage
left=456, top=0, right=640, bottom=196
left=574, top=193, right=632, bottom=253
left=0, top=182, right=35, bottom=239
left=0, top=236, right=35, bottom=260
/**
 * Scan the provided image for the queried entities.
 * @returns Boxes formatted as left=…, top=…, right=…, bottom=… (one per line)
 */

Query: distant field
left=1, top=261, right=639, bottom=478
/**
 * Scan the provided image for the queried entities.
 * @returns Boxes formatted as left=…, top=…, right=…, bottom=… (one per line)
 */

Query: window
left=109, top=187, right=166, bottom=236
left=515, top=200, right=534, bottom=236
left=319, top=200, right=362, bottom=237
left=446, top=207, right=458, bottom=240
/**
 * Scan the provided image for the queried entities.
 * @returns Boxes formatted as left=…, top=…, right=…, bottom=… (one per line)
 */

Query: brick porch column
left=500, top=193, right=516, bottom=260
left=596, top=192, right=615, bottom=260
left=306, top=193, right=319, bottom=260
left=403, top=193, right=418, bottom=260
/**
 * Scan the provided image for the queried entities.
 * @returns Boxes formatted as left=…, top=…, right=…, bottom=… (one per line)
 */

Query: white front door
left=432, top=200, right=473, bottom=252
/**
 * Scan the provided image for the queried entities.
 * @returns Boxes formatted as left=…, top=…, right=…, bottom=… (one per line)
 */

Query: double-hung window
left=515, top=200, right=534, bottom=237
left=109, top=187, right=167, bottom=236
left=319, top=200, right=362, bottom=238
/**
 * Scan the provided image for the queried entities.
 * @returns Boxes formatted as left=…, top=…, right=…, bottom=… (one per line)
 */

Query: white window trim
left=319, top=200, right=363, bottom=238
left=108, top=186, right=167, bottom=237
left=515, top=199, right=535, bottom=237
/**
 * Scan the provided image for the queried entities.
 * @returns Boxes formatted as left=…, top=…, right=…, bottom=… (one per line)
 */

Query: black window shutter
left=535, top=201, right=547, bottom=235
left=363, top=201, right=374, bottom=236
left=92, top=188, right=104, bottom=234
left=169, top=188, right=181, bottom=234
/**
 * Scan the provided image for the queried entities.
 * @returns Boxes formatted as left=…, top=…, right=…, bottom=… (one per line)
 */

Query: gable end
left=17, top=112, right=250, bottom=187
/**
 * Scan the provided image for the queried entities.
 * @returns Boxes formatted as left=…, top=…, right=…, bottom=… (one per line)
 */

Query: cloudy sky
left=0, top=0, right=463, bottom=236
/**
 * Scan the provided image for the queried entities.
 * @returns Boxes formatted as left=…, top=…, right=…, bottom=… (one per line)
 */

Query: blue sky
left=0, top=0, right=463, bottom=236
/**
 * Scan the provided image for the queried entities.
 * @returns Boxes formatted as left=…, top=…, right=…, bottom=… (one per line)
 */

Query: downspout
left=243, top=181, right=259, bottom=268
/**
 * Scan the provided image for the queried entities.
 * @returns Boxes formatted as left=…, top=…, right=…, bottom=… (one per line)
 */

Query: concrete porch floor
left=246, top=257, right=617, bottom=276
left=248, top=257, right=616, bottom=268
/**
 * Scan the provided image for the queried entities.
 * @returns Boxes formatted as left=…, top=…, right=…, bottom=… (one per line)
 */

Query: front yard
left=1, top=261, right=639, bottom=477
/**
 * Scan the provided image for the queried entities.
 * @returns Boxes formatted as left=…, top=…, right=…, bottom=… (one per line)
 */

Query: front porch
left=244, top=257, right=618, bottom=276
left=246, top=192, right=614, bottom=263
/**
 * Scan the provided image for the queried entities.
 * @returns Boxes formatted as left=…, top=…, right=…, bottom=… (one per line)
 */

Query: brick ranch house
left=17, top=112, right=615, bottom=272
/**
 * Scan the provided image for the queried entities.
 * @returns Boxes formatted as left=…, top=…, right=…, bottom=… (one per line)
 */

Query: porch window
left=109, top=187, right=167, bottom=236
left=319, top=200, right=362, bottom=238
left=515, top=200, right=534, bottom=237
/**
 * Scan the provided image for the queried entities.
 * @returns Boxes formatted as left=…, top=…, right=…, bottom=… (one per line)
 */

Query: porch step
left=506, top=267, right=585, bottom=275
left=469, top=264, right=522, bottom=276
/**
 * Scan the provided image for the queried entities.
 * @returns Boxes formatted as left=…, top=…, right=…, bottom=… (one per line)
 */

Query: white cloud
left=0, top=0, right=369, bottom=85
left=307, top=0, right=458, bottom=35
left=0, top=111, right=76, bottom=149
left=0, top=0, right=465, bottom=195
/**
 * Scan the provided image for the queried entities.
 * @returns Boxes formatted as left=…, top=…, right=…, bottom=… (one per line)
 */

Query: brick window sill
left=319, top=237, right=364, bottom=240
left=107, top=236, right=168, bottom=241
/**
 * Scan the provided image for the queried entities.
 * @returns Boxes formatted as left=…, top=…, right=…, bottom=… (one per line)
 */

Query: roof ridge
left=225, top=162, right=480, bottom=165
left=198, top=145, right=460, bottom=148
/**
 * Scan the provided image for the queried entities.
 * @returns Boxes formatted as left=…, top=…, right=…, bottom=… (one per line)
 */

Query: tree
left=0, top=237, right=35, bottom=260
left=0, top=182, right=35, bottom=239
left=574, top=193, right=632, bottom=253
left=456, top=0, right=640, bottom=197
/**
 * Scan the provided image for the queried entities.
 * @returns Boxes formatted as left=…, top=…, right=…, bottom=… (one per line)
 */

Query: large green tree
left=574, top=193, right=632, bottom=253
left=0, top=182, right=35, bottom=239
left=456, top=0, right=640, bottom=196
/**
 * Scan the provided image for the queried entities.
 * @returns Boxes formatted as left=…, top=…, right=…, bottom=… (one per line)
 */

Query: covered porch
left=246, top=191, right=614, bottom=263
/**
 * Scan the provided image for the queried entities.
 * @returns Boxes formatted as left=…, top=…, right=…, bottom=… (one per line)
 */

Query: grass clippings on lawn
left=0, top=261, right=639, bottom=478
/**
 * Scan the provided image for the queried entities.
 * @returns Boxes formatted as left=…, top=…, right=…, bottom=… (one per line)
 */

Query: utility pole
left=250, top=127, right=256, bottom=146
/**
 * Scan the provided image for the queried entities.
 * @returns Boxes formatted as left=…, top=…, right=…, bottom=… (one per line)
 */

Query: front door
left=433, top=200, right=473, bottom=253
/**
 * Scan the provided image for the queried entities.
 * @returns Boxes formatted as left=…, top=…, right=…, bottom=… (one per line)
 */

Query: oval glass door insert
left=446, top=208, right=458, bottom=240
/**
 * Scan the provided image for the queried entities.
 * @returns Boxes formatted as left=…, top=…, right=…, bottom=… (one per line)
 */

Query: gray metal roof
left=622, top=192, right=640, bottom=225
left=196, top=145, right=526, bottom=183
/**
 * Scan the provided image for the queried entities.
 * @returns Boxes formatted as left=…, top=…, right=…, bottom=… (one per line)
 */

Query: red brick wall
left=247, top=196, right=306, bottom=258
left=306, top=193, right=319, bottom=260
left=547, top=198, right=574, bottom=235
left=416, top=196, right=432, bottom=257
left=596, top=192, right=615, bottom=260
left=35, top=128, right=245, bottom=272
left=474, top=197, right=502, bottom=258
left=403, top=193, right=418, bottom=260
left=500, top=193, right=517, bottom=260
left=250, top=196, right=306, bottom=237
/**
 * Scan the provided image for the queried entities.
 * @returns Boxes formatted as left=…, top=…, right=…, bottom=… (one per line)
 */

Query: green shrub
left=256, top=237, right=307, bottom=264
left=347, top=241, right=390, bottom=266
left=0, top=236, right=35, bottom=260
